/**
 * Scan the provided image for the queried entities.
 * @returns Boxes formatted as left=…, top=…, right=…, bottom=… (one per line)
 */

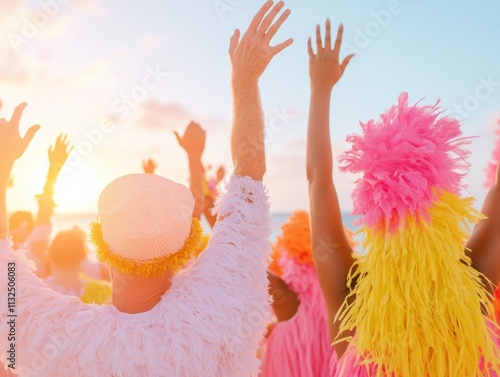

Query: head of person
left=335, top=92, right=498, bottom=376
left=9, top=211, right=35, bottom=245
left=48, top=229, right=87, bottom=270
left=270, top=210, right=357, bottom=275
left=90, top=174, right=203, bottom=292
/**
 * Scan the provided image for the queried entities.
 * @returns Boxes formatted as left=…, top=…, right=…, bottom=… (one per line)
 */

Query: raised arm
left=36, top=133, right=72, bottom=226
left=306, top=20, right=355, bottom=355
left=174, top=121, right=206, bottom=220
left=229, top=0, right=292, bottom=180
left=230, top=2, right=297, bottom=321
left=467, top=164, right=500, bottom=290
left=169, top=3, right=293, bottom=374
left=0, top=103, right=40, bottom=238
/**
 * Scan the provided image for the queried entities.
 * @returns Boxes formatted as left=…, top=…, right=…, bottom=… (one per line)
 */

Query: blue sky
left=1, top=0, right=500, bottom=214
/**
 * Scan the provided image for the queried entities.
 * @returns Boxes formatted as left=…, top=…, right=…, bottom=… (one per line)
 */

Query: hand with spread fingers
left=142, top=159, right=158, bottom=174
left=229, top=0, right=293, bottom=83
left=306, top=20, right=356, bottom=358
left=48, top=133, right=73, bottom=171
left=42, top=133, right=73, bottom=198
left=308, top=20, right=354, bottom=92
left=33, top=133, right=72, bottom=231
left=174, top=121, right=206, bottom=160
left=0, top=102, right=40, bottom=238
left=0, top=103, right=40, bottom=169
left=174, top=121, right=206, bottom=219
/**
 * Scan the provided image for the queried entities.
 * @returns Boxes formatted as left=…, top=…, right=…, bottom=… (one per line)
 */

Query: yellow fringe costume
left=335, top=93, right=500, bottom=376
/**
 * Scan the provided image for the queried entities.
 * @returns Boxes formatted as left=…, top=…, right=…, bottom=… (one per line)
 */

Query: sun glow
left=53, top=171, right=98, bottom=214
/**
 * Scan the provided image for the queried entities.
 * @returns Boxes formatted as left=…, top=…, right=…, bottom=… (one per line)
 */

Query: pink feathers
left=339, top=92, right=471, bottom=232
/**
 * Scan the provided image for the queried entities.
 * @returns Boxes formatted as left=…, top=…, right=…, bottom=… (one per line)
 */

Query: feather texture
left=335, top=192, right=500, bottom=377
left=0, top=175, right=272, bottom=377
left=339, top=92, right=471, bottom=232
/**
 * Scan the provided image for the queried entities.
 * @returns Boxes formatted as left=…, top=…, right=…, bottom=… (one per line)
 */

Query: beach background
left=51, top=212, right=362, bottom=259
left=2, top=0, right=500, bottom=222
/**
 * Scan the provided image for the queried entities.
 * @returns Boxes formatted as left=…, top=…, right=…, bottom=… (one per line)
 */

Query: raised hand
left=48, top=133, right=73, bottom=171
left=0, top=103, right=40, bottom=167
left=0, top=103, right=39, bottom=238
left=216, top=166, right=226, bottom=183
left=229, top=1, right=293, bottom=83
left=174, top=121, right=206, bottom=159
left=174, top=122, right=206, bottom=219
left=306, top=19, right=356, bottom=356
left=308, top=20, right=354, bottom=92
left=142, top=158, right=157, bottom=174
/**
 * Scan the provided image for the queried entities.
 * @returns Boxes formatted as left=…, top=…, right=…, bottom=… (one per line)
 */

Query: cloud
left=285, top=138, right=306, bottom=153
left=0, top=0, right=107, bottom=52
left=0, top=48, right=115, bottom=89
left=70, top=0, right=108, bottom=17
left=140, top=34, right=167, bottom=52
left=0, top=1, right=23, bottom=27
left=135, top=100, right=192, bottom=130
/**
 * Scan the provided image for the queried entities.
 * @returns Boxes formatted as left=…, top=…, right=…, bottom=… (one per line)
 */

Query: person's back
left=0, top=3, right=294, bottom=375
left=304, top=21, right=500, bottom=377
left=262, top=211, right=355, bottom=377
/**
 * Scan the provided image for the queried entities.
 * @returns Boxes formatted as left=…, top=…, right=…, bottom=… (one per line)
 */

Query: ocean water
left=52, top=211, right=361, bottom=256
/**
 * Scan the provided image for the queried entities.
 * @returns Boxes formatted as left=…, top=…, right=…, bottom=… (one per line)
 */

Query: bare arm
left=466, top=164, right=500, bottom=290
left=175, top=122, right=206, bottom=220
left=306, top=20, right=355, bottom=356
left=36, top=133, right=72, bottom=226
left=228, top=1, right=292, bottom=180
left=0, top=103, right=40, bottom=238
left=268, top=270, right=300, bottom=321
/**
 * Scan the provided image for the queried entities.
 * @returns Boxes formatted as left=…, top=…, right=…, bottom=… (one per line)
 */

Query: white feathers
left=0, top=176, right=272, bottom=377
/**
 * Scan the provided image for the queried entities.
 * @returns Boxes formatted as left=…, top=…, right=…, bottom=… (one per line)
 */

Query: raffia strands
left=89, top=218, right=203, bottom=278
left=335, top=192, right=500, bottom=377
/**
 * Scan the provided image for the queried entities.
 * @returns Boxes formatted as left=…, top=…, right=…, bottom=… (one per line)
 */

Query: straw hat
left=90, top=174, right=202, bottom=277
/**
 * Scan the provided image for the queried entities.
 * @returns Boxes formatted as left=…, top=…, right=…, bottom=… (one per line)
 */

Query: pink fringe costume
left=261, top=211, right=337, bottom=377
left=261, top=259, right=334, bottom=377
left=0, top=176, right=272, bottom=377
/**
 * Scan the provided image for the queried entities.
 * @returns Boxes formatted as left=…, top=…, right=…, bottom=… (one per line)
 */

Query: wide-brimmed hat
left=90, top=174, right=202, bottom=278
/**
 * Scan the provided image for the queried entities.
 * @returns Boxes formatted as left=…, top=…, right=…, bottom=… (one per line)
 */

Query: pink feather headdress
left=339, top=92, right=472, bottom=232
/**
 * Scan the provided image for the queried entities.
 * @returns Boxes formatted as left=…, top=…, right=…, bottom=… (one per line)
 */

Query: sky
left=1, top=0, right=500, bottom=215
